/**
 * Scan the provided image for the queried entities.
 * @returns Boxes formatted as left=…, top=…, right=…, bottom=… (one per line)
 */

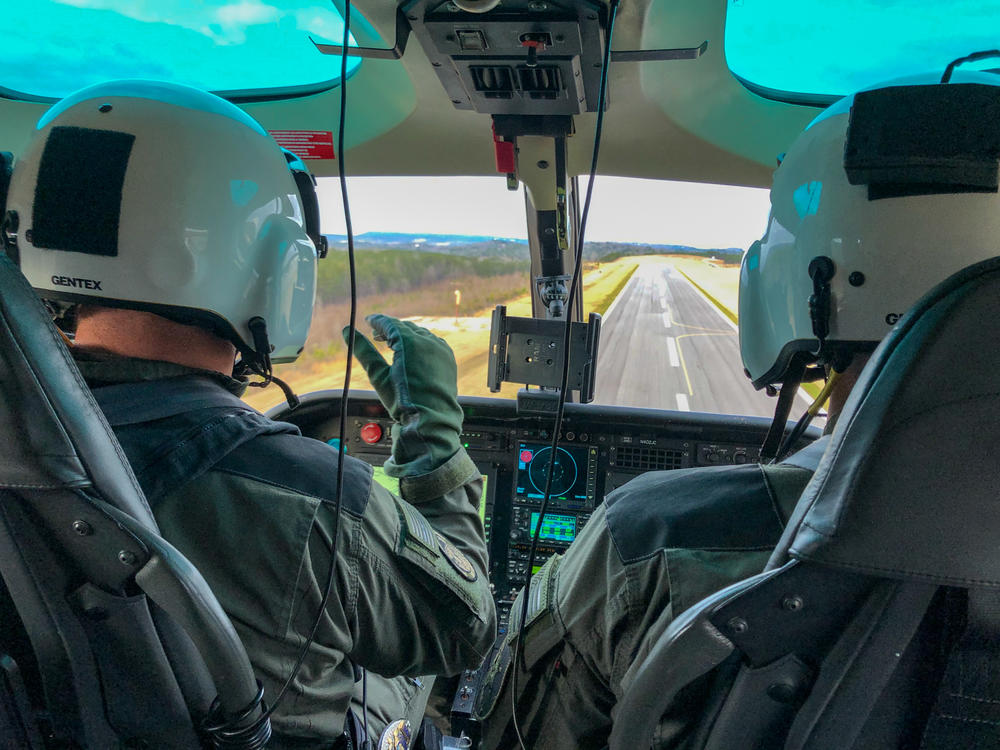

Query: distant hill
left=330, top=232, right=526, bottom=246
left=589, top=241, right=743, bottom=264
left=323, top=232, right=743, bottom=263
left=325, top=232, right=530, bottom=260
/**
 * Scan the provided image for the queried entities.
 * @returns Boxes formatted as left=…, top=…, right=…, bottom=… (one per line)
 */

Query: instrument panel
left=271, top=390, right=817, bottom=636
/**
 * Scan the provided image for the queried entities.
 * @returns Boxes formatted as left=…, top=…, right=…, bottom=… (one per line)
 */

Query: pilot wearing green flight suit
left=476, top=71, right=1000, bottom=749
left=6, top=80, right=497, bottom=749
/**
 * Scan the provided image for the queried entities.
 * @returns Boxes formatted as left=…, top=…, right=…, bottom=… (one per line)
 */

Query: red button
left=360, top=423, right=383, bottom=444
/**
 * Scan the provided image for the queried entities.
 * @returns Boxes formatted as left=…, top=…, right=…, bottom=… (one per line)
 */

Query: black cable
left=248, top=0, right=359, bottom=727
left=362, top=667, right=371, bottom=750
left=510, top=1, right=619, bottom=746
left=760, top=356, right=806, bottom=463
left=941, top=49, right=1000, bottom=83
left=773, top=409, right=812, bottom=464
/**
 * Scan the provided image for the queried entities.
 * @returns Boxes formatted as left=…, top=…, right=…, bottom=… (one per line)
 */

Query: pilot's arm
left=308, top=315, right=497, bottom=676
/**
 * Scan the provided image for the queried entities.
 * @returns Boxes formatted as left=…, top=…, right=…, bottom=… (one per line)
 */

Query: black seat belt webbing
left=784, top=580, right=938, bottom=750
left=919, top=589, right=1000, bottom=750
left=760, top=358, right=806, bottom=463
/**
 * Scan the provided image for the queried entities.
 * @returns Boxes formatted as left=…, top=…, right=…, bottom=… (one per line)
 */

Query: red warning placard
left=269, top=130, right=336, bottom=160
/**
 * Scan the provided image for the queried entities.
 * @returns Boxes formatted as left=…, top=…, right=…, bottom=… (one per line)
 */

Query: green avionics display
left=529, top=511, right=577, bottom=543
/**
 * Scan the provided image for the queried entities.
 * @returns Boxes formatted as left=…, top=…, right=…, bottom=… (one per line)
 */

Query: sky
left=6, top=1, right=356, bottom=98
left=726, top=0, right=1000, bottom=97
left=19, top=0, right=998, bottom=102
left=316, top=176, right=772, bottom=250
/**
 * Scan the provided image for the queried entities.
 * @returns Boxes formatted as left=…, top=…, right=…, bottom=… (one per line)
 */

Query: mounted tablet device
left=487, top=304, right=600, bottom=405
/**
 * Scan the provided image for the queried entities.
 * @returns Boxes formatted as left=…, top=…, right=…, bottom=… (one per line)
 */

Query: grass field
left=669, top=255, right=741, bottom=320
left=243, top=258, right=639, bottom=410
left=316, top=249, right=528, bottom=304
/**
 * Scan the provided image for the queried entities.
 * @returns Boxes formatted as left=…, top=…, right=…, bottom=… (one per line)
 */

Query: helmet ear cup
left=282, top=149, right=328, bottom=258
left=0, top=151, right=13, bottom=213
left=0, top=151, right=16, bottom=262
left=291, top=168, right=327, bottom=258
left=255, top=214, right=317, bottom=363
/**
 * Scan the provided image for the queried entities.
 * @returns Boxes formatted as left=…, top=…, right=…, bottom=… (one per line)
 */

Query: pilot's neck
left=73, top=306, right=236, bottom=376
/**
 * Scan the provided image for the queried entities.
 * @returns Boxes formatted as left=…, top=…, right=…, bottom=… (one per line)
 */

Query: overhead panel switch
left=457, top=29, right=488, bottom=50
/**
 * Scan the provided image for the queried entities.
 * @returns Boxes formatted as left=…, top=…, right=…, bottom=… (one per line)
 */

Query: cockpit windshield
left=247, top=176, right=782, bottom=419
left=1, top=0, right=360, bottom=100
left=726, top=0, right=1000, bottom=103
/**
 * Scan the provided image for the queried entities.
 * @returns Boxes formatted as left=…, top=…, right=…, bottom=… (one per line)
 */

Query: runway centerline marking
left=675, top=393, right=690, bottom=411
left=662, top=310, right=671, bottom=329
left=666, top=337, right=680, bottom=367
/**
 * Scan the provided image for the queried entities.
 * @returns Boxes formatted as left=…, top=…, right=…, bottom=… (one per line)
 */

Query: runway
left=594, top=259, right=791, bottom=417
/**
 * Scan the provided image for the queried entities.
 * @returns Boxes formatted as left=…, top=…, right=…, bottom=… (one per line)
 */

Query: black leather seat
left=611, top=257, right=1000, bottom=750
left=0, top=249, right=269, bottom=748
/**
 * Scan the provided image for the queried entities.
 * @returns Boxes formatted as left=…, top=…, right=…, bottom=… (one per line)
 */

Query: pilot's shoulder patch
left=393, top=500, right=487, bottom=621
left=436, top=532, right=477, bottom=582
left=378, top=719, right=412, bottom=750
left=399, top=499, right=437, bottom=555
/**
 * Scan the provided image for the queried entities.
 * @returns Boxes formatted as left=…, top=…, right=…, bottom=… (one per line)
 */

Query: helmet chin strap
left=808, top=255, right=835, bottom=357
left=760, top=256, right=837, bottom=462
left=235, top=317, right=300, bottom=409
left=759, top=355, right=807, bottom=463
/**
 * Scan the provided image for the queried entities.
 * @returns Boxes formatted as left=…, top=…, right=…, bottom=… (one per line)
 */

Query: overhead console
left=404, top=0, right=609, bottom=116
left=312, top=0, right=707, bottom=118
left=270, top=391, right=815, bottom=635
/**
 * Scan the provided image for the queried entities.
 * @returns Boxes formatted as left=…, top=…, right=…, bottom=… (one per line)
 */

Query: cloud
left=216, top=1, right=281, bottom=27
left=52, top=0, right=286, bottom=45
left=294, top=9, right=345, bottom=43
left=17, top=0, right=353, bottom=94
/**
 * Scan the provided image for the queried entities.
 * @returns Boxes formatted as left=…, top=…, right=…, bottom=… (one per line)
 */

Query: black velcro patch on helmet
left=32, top=126, right=135, bottom=256
left=845, top=84, right=1000, bottom=200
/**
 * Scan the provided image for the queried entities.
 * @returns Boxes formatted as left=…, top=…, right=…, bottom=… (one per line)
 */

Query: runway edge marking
left=601, top=270, right=638, bottom=323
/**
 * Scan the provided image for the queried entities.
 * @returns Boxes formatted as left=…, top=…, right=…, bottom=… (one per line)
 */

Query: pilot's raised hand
left=344, top=315, right=465, bottom=478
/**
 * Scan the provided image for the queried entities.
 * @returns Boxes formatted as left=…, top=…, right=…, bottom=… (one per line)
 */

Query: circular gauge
left=527, top=447, right=579, bottom=498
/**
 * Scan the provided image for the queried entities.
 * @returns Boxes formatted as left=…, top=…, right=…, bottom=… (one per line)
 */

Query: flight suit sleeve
left=304, top=447, right=497, bottom=678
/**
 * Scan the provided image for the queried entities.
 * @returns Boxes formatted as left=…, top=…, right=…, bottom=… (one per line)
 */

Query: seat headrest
left=790, top=256, right=1000, bottom=587
left=0, top=252, right=157, bottom=530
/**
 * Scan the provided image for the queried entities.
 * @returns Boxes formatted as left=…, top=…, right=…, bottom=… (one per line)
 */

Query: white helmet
left=3, top=79, right=326, bottom=367
left=740, top=70, right=1000, bottom=389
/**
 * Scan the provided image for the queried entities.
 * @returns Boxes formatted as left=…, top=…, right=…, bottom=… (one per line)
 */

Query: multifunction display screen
left=516, top=443, right=590, bottom=503
left=529, top=511, right=577, bottom=543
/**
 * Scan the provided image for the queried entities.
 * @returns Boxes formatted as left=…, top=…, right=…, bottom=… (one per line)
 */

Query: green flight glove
left=344, top=315, right=465, bottom=478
